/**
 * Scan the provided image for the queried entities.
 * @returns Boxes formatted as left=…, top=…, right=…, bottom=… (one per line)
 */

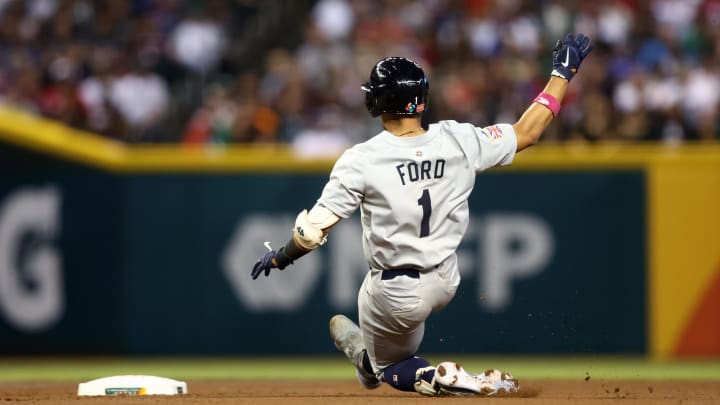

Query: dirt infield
left=1, top=379, right=718, bottom=404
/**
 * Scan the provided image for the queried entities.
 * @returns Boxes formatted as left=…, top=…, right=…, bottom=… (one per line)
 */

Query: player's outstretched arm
left=250, top=205, right=340, bottom=279
left=513, top=33, right=593, bottom=152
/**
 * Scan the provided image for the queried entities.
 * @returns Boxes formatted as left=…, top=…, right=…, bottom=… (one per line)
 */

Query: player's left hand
left=251, top=249, right=278, bottom=279
left=551, top=33, right=593, bottom=81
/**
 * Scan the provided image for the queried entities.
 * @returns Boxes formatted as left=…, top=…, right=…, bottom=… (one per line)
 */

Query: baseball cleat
left=329, top=314, right=381, bottom=389
left=433, top=362, right=519, bottom=396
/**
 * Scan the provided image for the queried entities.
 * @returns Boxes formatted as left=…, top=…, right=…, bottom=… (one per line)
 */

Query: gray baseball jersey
left=317, top=120, right=517, bottom=271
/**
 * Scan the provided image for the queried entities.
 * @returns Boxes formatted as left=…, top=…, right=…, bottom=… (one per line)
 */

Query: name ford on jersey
left=395, top=159, right=445, bottom=186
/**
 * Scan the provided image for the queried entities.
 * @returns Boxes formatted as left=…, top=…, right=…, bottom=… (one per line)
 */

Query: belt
left=380, top=269, right=420, bottom=280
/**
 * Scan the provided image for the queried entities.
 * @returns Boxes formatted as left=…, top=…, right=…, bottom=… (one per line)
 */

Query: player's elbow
left=513, top=124, right=542, bottom=152
left=524, top=130, right=543, bottom=145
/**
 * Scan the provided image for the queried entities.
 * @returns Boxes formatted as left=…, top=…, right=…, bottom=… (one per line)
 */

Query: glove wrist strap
left=533, top=91, right=561, bottom=117
left=276, top=238, right=311, bottom=269
left=551, top=69, right=571, bottom=81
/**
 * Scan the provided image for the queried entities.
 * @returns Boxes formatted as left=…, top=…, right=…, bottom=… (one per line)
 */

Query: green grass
left=0, top=356, right=718, bottom=382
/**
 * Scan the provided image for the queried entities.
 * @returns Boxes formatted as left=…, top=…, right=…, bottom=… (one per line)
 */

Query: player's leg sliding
left=430, top=362, right=520, bottom=396
left=329, top=314, right=519, bottom=396
left=382, top=357, right=518, bottom=397
left=329, top=315, right=381, bottom=389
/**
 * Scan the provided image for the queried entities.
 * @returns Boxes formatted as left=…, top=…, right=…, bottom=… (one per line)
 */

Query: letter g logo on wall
left=0, top=186, right=63, bottom=332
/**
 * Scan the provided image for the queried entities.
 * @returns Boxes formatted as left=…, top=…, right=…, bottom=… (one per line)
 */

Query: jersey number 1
left=417, top=189, right=431, bottom=237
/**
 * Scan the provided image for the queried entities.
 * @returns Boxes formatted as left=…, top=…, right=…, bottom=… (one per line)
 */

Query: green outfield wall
left=0, top=140, right=646, bottom=355
left=3, top=107, right=720, bottom=358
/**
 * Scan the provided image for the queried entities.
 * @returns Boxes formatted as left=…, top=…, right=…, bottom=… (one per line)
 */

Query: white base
left=77, top=375, right=187, bottom=396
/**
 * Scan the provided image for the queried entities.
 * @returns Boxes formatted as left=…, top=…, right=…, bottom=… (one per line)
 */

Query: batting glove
left=251, top=250, right=277, bottom=279
left=250, top=243, right=293, bottom=279
left=551, top=33, right=593, bottom=81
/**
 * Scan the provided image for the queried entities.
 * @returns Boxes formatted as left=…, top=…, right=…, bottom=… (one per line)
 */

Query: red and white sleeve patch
left=483, top=125, right=504, bottom=140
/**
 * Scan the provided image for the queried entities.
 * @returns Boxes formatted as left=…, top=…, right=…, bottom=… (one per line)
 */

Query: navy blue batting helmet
left=361, top=57, right=429, bottom=117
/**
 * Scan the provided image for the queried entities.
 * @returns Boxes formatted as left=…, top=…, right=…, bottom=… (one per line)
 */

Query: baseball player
left=251, top=33, right=593, bottom=396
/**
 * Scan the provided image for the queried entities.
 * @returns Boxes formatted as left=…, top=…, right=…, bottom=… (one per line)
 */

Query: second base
left=77, top=375, right=187, bottom=396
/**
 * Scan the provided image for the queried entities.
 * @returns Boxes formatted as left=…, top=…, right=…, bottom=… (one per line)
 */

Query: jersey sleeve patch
left=483, top=125, right=504, bottom=140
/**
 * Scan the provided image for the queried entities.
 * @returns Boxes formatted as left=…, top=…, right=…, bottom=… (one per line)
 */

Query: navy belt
left=381, top=269, right=420, bottom=280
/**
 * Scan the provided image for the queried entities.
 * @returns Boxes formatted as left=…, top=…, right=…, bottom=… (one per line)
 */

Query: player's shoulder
left=342, top=138, right=372, bottom=155
left=436, top=120, right=512, bottom=141
left=434, top=120, right=482, bottom=141
left=435, top=119, right=480, bottom=135
left=332, top=138, right=374, bottom=167
left=340, top=131, right=386, bottom=155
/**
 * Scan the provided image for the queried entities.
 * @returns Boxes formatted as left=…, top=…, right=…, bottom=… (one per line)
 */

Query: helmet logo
left=405, top=102, right=425, bottom=113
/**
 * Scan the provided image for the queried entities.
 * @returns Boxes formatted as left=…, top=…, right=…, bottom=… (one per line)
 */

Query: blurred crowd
left=1, top=0, right=719, bottom=152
